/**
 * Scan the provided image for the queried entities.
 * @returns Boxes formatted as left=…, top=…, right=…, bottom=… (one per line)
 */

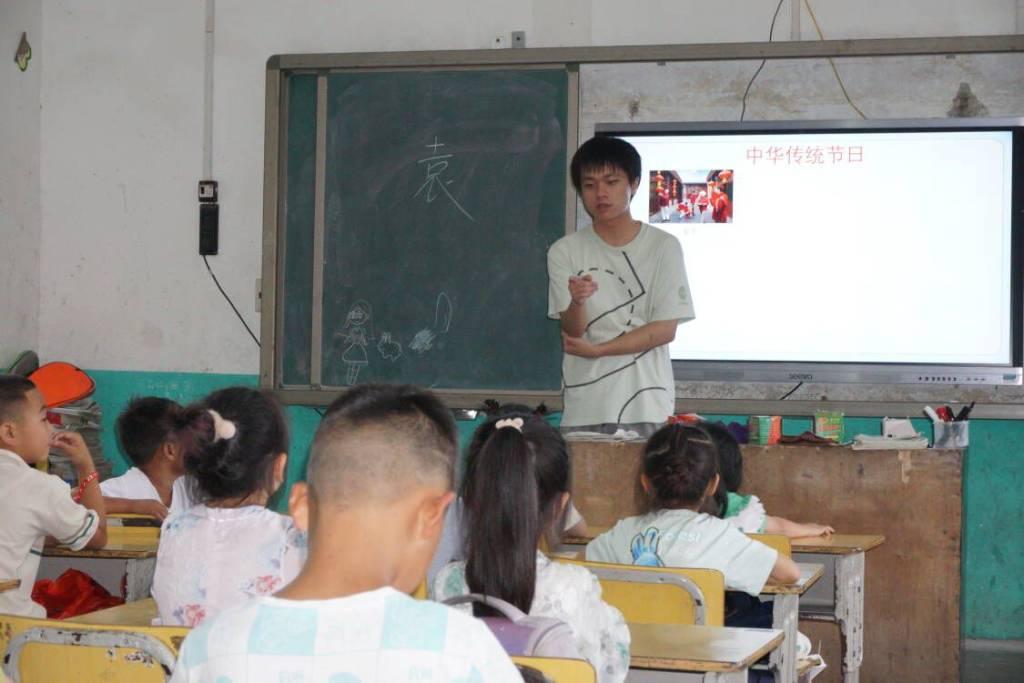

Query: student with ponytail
left=152, top=387, right=305, bottom=627
left=434, top=413, right=630, bottom=683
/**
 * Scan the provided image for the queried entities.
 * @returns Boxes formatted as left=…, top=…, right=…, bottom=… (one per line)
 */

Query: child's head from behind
left=174, top=387, right=288, bottom=505
left=115, top=396, right=185, bottom=474
left=701, top=421, right=742, bottom=492
left=0, top=375, right=50, bottom=465
left=300, top=384, right=457, bottom=592
left=642, top=423, right=719, bottom=511
left=462, top=411, right=570, bottom=614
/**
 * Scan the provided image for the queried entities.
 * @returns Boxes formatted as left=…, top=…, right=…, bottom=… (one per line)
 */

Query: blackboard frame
left=261, top=58, right=580, bottom=407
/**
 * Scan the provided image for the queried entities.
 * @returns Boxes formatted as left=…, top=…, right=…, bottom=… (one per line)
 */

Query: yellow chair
left=748, top=533, right=792, bottom=557
left=512, top=655, right=596, bottom=683
left=412, top=579, right=428, bottom=600
left=554, top=557, right=725, bottom=626
left=0, top=612, right=188, bottom=683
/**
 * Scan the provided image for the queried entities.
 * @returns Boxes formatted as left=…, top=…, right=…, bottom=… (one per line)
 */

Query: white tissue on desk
left=882, top=418, right=919, bottom=439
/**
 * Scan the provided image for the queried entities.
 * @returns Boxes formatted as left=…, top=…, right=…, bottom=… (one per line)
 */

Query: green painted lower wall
left=85, top=370, right=1024, bottom=639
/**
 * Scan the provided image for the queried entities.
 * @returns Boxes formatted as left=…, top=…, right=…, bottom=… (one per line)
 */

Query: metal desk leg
left=771, top=594, right=799, bottom=683
left=124, top=558, right=156, bottom=602
left=835, top=552, right=865, bottom=683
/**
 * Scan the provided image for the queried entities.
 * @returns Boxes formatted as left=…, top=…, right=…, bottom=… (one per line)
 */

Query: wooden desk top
left=629, top=622, right=784, bottom=672
left=567, top=527, right=886, bottom=556
left=791, top=533, right=885, bottom=554
left=43, top=539, right=158, bottom=560
left=760, top=562, right=824, bottom=595
left=75, top=598, right=159, bottom=626
left=0, top=579, right=21, bottom=593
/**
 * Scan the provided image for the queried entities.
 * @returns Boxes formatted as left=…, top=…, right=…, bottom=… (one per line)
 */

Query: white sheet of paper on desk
left=851, top=434, right=928, bottom=450
left=563, top=429, right=643, bottom=441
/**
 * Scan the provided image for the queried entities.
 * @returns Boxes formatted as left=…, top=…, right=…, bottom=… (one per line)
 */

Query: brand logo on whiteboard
left=789, top=373, right=813, bottom=380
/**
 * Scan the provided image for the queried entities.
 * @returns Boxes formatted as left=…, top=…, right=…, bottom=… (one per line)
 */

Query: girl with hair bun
left=433, top=412, right=630, bottom=683
left=587, top=423, right=799, bottom=618
left=152, top=387, right=305, bottom=627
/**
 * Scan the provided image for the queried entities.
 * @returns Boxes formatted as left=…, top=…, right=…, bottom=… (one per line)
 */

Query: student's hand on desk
left=50, top=431, right=93, bottom=469
left=801, top=523, right=835, bottom=538
left=132, top=499, right=170, bottom=521
left=568, top=274, right=598, bottom=305
left=562, top=332, right=603, bottom=358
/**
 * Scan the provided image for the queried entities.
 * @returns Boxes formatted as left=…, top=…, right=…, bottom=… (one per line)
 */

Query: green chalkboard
left=278, top=68, right=569, bottom=392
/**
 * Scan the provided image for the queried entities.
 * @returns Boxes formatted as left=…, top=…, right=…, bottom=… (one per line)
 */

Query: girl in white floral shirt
left=434, top=413, right=630, bottom=683
left=152, top=387, right=305, bottom=627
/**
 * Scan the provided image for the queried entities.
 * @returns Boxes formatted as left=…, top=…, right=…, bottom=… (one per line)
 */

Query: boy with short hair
left=0, top=374, right=108, bottom=617
left=171, top=384, right=521, bottom=682
left=102, top=396, right=192, bottom=520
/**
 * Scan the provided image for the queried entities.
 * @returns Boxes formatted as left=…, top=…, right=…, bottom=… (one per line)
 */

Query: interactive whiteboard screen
left=608, top=125, right=1018, bottom=373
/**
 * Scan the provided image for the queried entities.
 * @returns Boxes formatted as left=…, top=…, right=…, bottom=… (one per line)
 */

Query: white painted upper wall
left=35, top=0, right=1024, bottom=373
left=0, top=1, right=42, bottom=366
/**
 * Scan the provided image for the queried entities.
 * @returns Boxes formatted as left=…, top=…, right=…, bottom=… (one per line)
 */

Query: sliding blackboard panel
left=280, top=74, right=317, bottom=386
left=280, top=68, right=568, bottom=391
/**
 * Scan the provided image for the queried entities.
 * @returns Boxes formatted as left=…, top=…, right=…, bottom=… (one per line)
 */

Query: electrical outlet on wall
left=491, top=34, right=505, bottom=48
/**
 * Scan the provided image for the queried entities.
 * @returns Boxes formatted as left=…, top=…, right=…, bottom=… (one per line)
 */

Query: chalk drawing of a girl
left=338, top=299, right=374, bottom=385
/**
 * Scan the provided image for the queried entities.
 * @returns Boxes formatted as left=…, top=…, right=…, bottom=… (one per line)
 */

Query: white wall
left=0, top=1, right=42, bottom=365
left=33, top=0, right=1023, bottom=373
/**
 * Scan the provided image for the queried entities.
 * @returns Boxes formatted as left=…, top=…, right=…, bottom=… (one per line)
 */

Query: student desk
left=0, top=579, right=21, bottom=593
left=40, top=538, right=158, bottom=602
left=628, top=622, right=783, bottom=682
left=76, top=598, right=159, bottom=627
left=761, top=563, right=823, bottom=683
left=790, top=535, right=885, bottom=683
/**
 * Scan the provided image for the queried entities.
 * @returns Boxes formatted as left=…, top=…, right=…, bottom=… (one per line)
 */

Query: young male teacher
left=548, top=137, right=695, bottom=436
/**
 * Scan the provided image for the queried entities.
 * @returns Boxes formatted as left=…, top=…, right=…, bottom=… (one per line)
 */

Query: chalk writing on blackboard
left=414, top=136, right=474, bottom=221
left=410, top=292, right=454, bottom=354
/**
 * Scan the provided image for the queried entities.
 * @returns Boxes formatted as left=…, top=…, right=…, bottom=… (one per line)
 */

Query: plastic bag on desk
left=31, top=568, right=124, bottom=619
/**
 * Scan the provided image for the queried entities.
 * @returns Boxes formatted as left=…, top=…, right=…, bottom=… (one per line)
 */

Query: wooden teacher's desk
left=567, top=438, right=953, bottom=683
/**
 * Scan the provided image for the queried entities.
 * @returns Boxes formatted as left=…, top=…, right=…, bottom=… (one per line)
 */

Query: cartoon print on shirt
left=630, top=527, right=665, bottom=567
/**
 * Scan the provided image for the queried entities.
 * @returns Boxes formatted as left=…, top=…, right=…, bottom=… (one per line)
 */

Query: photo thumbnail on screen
left=648, top=169, right=733, bottom=224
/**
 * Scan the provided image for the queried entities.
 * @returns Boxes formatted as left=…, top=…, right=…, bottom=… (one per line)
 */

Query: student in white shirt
left=152, top=387, right=305, bottom=627
left=171, top=384, right=520, bottom=683
left=0, top=375, right=107, bottom=617
left=587, top=423, right=799, bottom=606
left=101, top=396, right=192, bottom=520
left=434, top=411, right=630, bottom=683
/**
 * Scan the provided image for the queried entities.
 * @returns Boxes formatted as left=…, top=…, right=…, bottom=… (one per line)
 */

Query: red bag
left=31, top=569, right=123, bottom=619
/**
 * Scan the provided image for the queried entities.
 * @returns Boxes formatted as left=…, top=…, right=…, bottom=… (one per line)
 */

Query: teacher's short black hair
left=570, top=136, right=642, bottom=193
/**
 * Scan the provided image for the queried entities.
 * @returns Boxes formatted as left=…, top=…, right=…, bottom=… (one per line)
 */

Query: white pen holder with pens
left=932, top=420, right=969, bottom=448
left=925, top=403, right=972, bottom=448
